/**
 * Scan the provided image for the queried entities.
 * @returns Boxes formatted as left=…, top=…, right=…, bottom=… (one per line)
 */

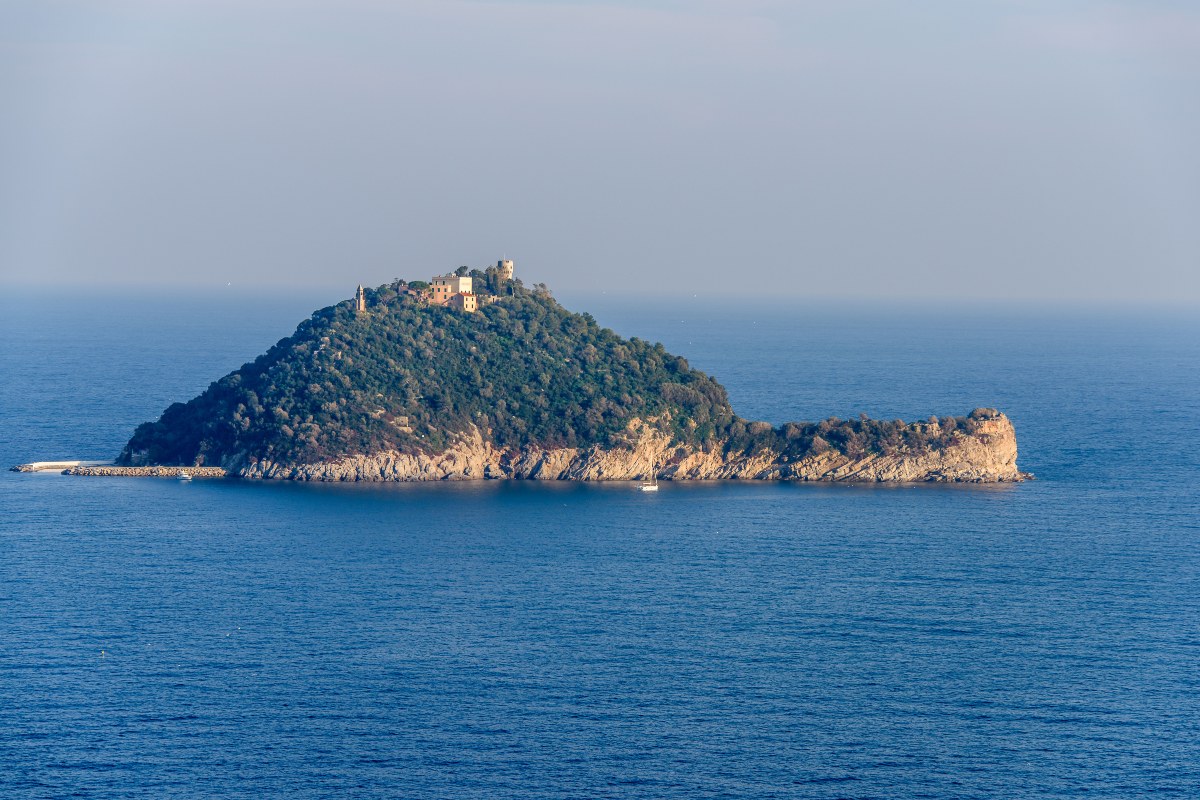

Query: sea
left=1, top=288, right=1197, bottom=799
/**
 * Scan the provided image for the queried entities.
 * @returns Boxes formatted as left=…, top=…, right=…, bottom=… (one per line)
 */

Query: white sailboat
left=639, top=463, right=659, bottom=492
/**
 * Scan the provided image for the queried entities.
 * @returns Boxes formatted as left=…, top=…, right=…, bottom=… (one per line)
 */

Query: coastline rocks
left=235, top=412, right=1027, bottom=484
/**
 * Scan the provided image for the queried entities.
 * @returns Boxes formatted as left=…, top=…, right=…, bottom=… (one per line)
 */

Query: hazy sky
left=1, top=0, right=1198, bottom=303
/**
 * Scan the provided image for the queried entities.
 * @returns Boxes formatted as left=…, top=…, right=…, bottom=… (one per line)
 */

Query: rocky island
left=105, top=265, right=1026, bottom=483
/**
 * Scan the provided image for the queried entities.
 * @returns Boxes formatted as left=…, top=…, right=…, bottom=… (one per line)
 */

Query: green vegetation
left=120, top=280, right=733, bottom=467
left=761, top=409, right=999, bottom=462
left=118, top=279, right=995, bottom=468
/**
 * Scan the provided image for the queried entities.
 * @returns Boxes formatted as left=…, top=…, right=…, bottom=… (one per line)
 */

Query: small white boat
left=177, top=471, right=192, bottom=481
left=639, top=466, right=659, bottom=492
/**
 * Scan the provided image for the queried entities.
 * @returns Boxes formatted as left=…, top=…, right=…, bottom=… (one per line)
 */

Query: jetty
left=66, top=465, right=226, bottom=477
left=10, top=461, right=225, bottom=478
left=11, top=460, right=114, bottom=473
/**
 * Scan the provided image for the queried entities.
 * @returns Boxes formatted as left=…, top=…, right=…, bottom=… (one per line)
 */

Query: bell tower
left=355, top=285, right=366, bottom=313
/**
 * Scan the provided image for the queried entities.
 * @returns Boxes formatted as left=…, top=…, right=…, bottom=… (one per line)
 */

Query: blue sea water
left=1, top=289, right=1198, bottom=798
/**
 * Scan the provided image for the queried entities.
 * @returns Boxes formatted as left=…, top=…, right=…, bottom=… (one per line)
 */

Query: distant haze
left=1, top=1, right=1198, bottom=305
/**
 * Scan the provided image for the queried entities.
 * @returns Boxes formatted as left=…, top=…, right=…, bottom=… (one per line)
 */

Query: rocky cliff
left=237, top=410, right=1027, bottom=483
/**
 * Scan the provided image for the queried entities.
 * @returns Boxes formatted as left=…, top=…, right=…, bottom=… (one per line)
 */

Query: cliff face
left=236, top=412, right=1026, bottom=483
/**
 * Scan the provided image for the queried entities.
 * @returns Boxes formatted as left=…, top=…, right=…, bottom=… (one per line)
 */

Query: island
left=75, top=261, right=1028, bottom=483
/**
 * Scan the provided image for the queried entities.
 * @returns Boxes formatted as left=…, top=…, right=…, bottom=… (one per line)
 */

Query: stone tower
left=498, top=259, right=514, bottom=281
left=355, top=285, right=366, bottom=313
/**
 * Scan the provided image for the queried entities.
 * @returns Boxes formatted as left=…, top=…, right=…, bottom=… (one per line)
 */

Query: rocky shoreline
left=233, top=412, right=1029, bottom=484
left=17, top=413, right=1028, bottom=484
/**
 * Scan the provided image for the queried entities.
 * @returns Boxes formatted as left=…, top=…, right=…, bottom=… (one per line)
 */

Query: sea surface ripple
left=1, top=290, right=1197, bottom=798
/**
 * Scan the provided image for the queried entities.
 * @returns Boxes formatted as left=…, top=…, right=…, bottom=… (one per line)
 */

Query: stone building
left=429, top=275, right=473, bottom=306
left=498, top=259, right=514, bottom=281
left=448, top=292, right=478, bottom=313
left=355, top=285, right=366, bottom=313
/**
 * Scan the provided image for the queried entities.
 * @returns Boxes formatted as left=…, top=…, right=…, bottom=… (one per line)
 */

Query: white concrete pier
left=11, top=460, right=114, bottom=473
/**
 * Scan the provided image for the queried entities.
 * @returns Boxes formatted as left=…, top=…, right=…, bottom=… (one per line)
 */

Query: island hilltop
left=114, top=260, right=1027, bottom=483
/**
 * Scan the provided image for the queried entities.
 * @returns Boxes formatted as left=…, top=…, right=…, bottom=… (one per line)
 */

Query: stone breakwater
left=66, top=466, right=228, bottom=478
left=235, top=412, right=1029, bottom=484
